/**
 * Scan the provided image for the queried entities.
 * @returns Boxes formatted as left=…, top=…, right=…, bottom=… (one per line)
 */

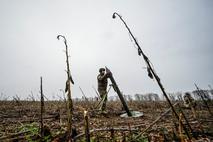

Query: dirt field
left=0, top=100, right=212, bottom=141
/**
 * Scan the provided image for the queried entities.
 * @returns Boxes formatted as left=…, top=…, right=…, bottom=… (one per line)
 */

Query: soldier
left=97, top=68, right=111, bottom=112
left=183, top=93, right=196, bottom=108
left=184, top=92, right=197, bottom=119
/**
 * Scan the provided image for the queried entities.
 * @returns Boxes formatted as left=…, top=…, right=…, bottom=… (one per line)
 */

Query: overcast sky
left=0, top=0, right=212, bottom=100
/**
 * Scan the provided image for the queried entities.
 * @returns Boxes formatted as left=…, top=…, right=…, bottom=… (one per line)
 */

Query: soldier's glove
left=106, top=72, right=112, bottom=77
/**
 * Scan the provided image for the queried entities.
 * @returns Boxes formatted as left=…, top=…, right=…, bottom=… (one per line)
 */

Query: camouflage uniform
left=97, top=68, right=109, bottom=111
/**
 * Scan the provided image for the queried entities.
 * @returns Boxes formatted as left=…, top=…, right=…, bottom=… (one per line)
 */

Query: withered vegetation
left=0, top=97, right=212, bottom=141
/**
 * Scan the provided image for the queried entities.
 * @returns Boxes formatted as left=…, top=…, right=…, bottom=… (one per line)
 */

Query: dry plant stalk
left=179, top=113, right=184, bottom=142
left=57, top=35, right=74, bottom=139
left=112, top=12, right=191, bottom=139
left=84, top=110, right=90, bottom=142
left=187, top=97, right=205, bottom=134
left=188, top=97, right=198, bottom=120
left=40, top=77, right=44, bottom=139
left=73, top=127, right=138, bottom=141
left=195, top=84, right=212, bottom=116
left=177, top=104, right=193, bottom=136
left=135, top=102, right=178, bottom=139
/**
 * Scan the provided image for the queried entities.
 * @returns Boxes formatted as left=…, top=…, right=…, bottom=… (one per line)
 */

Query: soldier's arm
left=98, top=73, right=110, bottom=81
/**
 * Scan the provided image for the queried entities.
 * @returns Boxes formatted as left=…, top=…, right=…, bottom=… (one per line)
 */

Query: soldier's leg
left=98, top=90, right=105, bottom=111
left=98, top=89, right=104, bottom=100
left=102, top=90, right=107, bottom=111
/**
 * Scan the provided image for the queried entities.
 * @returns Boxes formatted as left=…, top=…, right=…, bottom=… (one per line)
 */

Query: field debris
left=0, top=98, right=212, bottom=141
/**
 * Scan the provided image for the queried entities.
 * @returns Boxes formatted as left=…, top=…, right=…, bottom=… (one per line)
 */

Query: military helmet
left=99, top=68, right=105, bottom=73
